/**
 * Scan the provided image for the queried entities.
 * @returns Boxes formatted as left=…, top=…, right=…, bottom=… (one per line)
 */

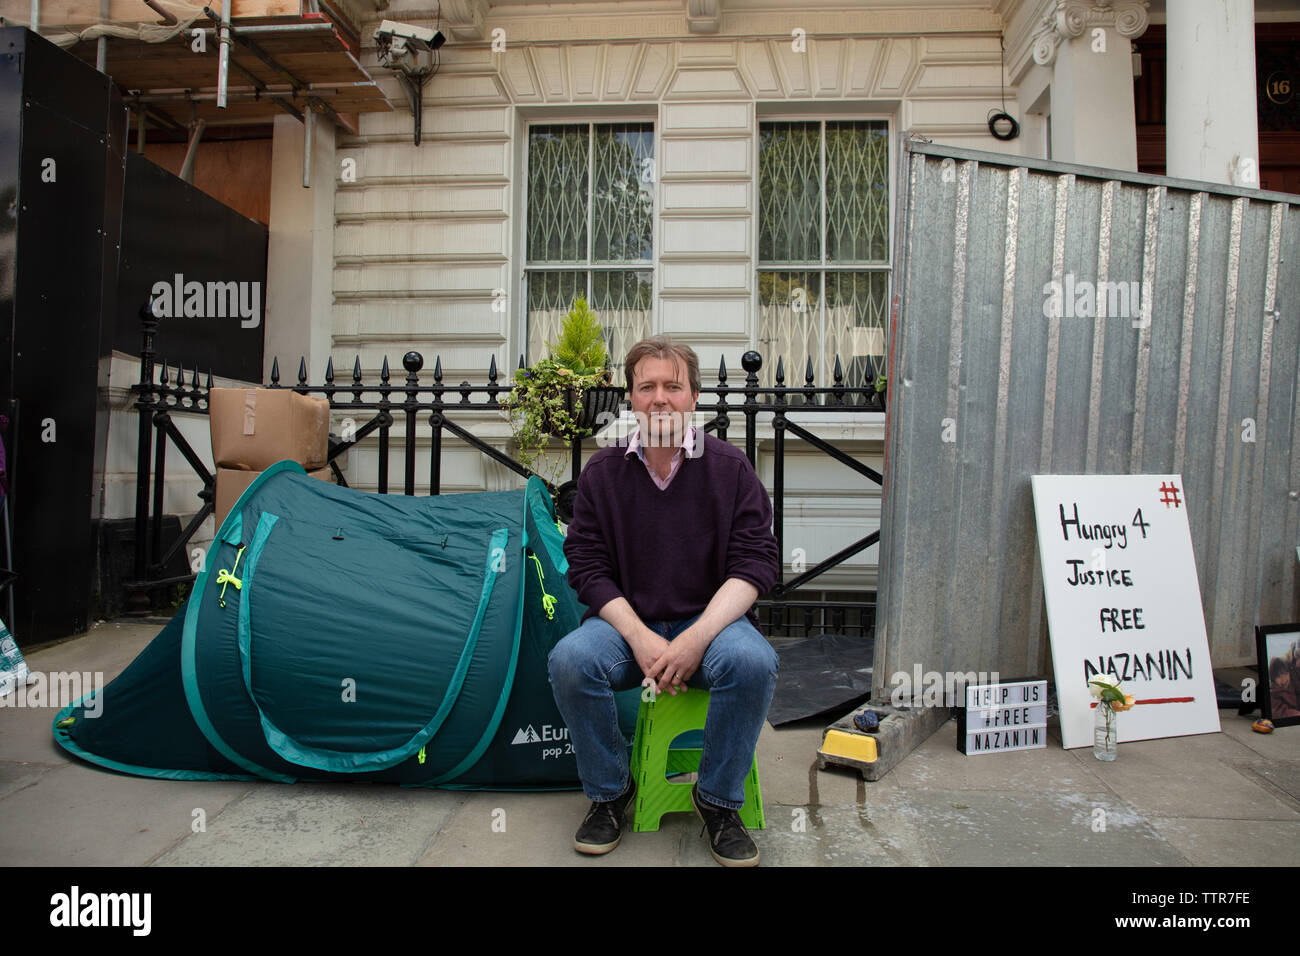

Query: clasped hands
left=633, top=626, right=707, bottom=697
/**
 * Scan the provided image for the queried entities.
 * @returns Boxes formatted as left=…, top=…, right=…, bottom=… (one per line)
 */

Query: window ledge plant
left=507, top=296, right=624, bottom=486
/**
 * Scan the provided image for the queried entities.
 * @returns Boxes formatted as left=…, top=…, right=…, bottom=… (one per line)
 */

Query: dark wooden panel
left=141, top=138, right=272, bottom=224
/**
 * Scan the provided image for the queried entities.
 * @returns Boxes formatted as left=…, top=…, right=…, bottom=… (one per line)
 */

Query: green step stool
left=629, top=689, right=764, bottom=832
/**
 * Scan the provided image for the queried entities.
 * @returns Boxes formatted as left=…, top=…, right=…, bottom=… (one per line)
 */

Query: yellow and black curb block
left=817, top=699, right=952, bottom=781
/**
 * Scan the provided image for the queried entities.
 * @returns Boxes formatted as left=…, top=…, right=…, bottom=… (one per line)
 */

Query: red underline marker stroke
left=1089, top=697, right=1195, bottom=708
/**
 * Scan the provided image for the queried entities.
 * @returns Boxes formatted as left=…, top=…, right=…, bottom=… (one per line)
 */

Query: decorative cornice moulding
left=1031, top=0, right=1149, bottom=67
left=687, top=0, right=723, bottom=35
left=482, top=32, right=1022, bottom=104
left=476, top=7, right=1002, bottom=45
left=442, top=0, right=489, bottom=40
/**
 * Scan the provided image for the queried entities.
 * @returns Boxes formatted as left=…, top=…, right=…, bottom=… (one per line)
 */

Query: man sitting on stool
left=547, top=335, right=780, bottom=867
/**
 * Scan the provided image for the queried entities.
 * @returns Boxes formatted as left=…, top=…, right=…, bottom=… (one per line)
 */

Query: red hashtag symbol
left=1158, top=482, right=1181, bottom=508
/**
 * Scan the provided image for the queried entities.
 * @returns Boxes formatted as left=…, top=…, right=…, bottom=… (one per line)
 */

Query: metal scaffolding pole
left=95, top=0, right=108, bottom=72
left=199, top=9, right=343, bottom=127
left=142, top=0, right=178, bottom=24
left=303, top=105, right=314, bottom=188
left=179, top=118, right=206, bottom=182
left=216, top=0, right=231, bottom=108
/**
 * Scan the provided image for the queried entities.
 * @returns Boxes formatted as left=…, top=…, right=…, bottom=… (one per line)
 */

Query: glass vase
left=1093, top=701, right=1117, bottom=761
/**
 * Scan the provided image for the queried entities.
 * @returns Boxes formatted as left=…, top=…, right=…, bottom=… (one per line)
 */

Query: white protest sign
left=1031, top=475, right=1220, bottom=749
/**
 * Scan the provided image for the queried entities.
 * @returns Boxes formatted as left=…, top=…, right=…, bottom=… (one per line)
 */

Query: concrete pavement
left=2, top=618, right=1297, bottom=866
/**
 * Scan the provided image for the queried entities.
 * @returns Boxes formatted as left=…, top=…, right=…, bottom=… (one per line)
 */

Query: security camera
left=374, top=20, right=445, bottom=75
left=374, top=20, right=445, bottom=50
left=373, top=19, right=445, bottom=145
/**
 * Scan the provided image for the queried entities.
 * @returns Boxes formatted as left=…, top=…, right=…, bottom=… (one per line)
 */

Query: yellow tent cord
left=216, top=545, right=246, bottom=608
left=529, top=553, right=556, bottom=620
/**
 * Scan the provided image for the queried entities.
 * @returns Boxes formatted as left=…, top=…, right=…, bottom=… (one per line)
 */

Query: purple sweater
left=563, top=432, right=780, bottom=630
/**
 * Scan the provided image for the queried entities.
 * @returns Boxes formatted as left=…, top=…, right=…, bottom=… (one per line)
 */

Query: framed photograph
left=1256, top=624, right=1300, bottom=727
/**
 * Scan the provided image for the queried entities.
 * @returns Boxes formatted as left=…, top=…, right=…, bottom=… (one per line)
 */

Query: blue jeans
left=547, top=613, right=779, bottom=810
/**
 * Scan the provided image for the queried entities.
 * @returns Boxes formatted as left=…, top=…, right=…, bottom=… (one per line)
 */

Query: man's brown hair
left=623, top=335, right=701, bottom=395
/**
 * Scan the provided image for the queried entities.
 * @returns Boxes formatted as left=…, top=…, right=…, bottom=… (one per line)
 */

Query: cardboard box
left=215, top=466, right=334, bottom=529
left=210, top=388, right=331, bottom=471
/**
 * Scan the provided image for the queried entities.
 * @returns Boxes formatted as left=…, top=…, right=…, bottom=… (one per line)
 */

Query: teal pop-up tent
left=53, top=463, right=637, bottom=788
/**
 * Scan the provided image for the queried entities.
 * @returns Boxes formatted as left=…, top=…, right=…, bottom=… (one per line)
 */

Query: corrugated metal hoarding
left=875, top=137, right=1299, bottom=684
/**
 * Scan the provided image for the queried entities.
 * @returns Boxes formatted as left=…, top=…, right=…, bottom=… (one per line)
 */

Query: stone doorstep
left=817, top=699, right=952, bottom=781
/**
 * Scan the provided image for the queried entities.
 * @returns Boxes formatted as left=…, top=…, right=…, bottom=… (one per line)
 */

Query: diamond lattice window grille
left=826, top=121, right=890, bottom=264
left=825, top=271, right=889, bottom=394
left=759, top=121, right=821, bottom=264
left=527, top=125, right=588, bottom=263
left=526, top=123, right=654, bottom=371
left=593, top=125, right=655, bottom=264
left=759, top=120, right=890, bottom=396
left=758, top=270, right=820, bottom=403
left=593, top=270, right=653, bottom=375
left=525, top=270, right=585, bottom=366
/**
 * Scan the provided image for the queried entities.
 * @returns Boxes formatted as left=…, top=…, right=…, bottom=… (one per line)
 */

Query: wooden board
left=141, top=138, right=272, bottom=225
left=57, top=14, right=391, bottom=128
left=28, top=0, right=304, bottom=30
left=80, top=43, right=378, bottom=87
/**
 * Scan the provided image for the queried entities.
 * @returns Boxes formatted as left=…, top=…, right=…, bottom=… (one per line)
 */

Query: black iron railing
left=130, top=304, right=886, bottom=635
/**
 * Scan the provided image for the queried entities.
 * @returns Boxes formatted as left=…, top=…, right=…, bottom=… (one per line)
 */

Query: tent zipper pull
left=216, top=545, right=247, bottom=609
left=528, top=552, right=556, bottom=620
left=417, top=745, right=426, bottom=765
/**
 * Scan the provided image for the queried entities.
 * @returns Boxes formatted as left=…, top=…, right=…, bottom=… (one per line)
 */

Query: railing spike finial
left=270, top=356, right=280, bottom=386
left=206, top=369, right=214, bottom=389
left=352, top=355, right=362, bottom=385
left=775, top=356, right=785, bottom=387
left=518, top=353, right=525, bottom=371
left=862, top=355, right=878, bottom=405
left=297, top=357, right=308, bottom=385
left=381, top=356, right=391, bottom=384
left=718, top=355, right=727, bottom=382
left=325, top=356, right=335, bottom=383
left=175, top=364, right=185, bottom=387
left=833, top=353, right=844, bottom=384
left=434, top=356, right=443, bottom=384
left=159, top=360, right=169, bottom=386
left=488, top=354, right=498, bottom=383
left=804, top=356, right=815, bottom=386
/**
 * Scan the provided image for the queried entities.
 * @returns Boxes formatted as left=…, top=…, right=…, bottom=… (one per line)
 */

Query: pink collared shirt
left=625, top=423, right=697, bottom=490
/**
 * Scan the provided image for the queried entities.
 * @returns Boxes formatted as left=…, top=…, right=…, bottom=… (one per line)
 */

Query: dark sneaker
left=691, top=784, right=759, bottom=867
left=573, top=779, right=637, bottom=855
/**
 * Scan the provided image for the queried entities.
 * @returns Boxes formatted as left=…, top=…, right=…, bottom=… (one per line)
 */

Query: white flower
left=1089, top=675, right=1119, bottom=699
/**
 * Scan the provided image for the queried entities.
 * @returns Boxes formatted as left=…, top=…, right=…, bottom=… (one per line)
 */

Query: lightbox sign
left=957, top=679, right=1048, bottom=755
